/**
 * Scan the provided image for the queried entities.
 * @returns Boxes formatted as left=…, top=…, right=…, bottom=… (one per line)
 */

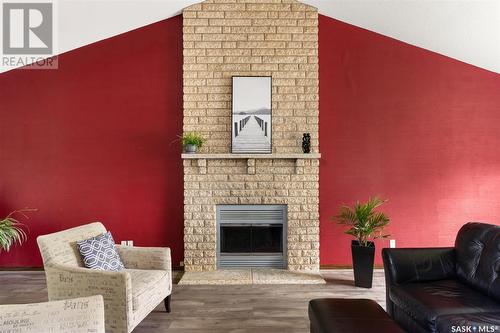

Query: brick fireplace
left=182, top=0, right=320, bottom=271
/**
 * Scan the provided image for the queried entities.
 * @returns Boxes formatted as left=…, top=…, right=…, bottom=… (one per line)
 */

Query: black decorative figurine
left=302, top=133, right=311, bottom=153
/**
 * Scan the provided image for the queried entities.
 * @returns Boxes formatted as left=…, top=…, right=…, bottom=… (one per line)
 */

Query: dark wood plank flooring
left=0, top=270, right=386, bottom=333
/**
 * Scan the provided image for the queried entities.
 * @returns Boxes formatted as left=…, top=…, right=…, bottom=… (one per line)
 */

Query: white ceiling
left=1, top=0, right=499, bottom=74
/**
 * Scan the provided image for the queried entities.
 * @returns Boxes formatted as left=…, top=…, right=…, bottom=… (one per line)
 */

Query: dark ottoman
left=308, top=298, right=405, bottom=333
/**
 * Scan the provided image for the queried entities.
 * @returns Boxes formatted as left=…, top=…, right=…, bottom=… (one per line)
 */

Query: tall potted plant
left=333, top=197, right=390, bottom=288
left=0, top=209, right=34, bottom=252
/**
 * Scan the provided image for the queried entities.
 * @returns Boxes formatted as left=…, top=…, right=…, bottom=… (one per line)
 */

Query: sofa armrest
left=382, top=247, right=456, bottom=286
left=382, top=247, right=455, bottom=318
left=44, top=264, right=133, bottom=332
left=116, top=245, right=171, bottom=271
left=0, top=295, right=105, bottom=333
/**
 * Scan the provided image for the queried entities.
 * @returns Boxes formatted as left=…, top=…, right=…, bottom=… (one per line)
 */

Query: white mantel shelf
left=181, top=153, right=321, bottom=159
left=181, top=153, right=321, bottom=175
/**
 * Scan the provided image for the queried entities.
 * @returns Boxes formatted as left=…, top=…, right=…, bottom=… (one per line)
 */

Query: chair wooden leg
left=164, top=295, right=171, bottom=313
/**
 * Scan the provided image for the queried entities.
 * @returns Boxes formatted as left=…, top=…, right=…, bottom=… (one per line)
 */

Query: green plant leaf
left=0, top=209, right=36, bottom=252
left=180, top=132, right=207, bottom=148
left=332, top=197, right=390, bottom=246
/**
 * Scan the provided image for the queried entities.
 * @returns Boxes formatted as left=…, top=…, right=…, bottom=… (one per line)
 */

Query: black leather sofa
left=382, top=222, right=500, bottom=333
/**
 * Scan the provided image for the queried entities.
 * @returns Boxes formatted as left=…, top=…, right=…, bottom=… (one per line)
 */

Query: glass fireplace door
left=251, top=225, right=283, bottom=253
left=220, top=224, right=283, bottom=254
left=220, top=226, right=252, bottom=253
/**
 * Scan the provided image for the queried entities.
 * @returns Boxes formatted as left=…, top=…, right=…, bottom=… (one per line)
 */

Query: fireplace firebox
left=217, top=205, right=287, bottom=268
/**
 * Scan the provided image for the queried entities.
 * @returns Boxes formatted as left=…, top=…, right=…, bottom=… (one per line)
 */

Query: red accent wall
left=1, top=14, right=500, bottom=268
left=319, top=15, right=500, bottom=265
left=0, top=16, right=183, bottom=267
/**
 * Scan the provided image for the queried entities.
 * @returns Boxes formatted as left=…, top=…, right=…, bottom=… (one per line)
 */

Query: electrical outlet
left=120, top=241, right=127, bottom=246
left=127, top=240, right=134, bottom=247
left=180, top=261, right=184, bottom=267
left=389, top=239, right=396, bottom=248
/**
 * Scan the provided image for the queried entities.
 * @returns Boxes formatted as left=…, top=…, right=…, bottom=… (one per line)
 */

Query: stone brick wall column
left=182, top=0, right=320, bottom=271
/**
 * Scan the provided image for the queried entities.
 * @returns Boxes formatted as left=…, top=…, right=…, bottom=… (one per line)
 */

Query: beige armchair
left=0, top=295, right=105, bottom=333
left=37, top=222, right=172, bottom=333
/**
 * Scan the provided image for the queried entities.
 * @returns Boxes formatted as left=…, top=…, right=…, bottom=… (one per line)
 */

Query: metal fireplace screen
left=217, top=205, right=287, bottom=268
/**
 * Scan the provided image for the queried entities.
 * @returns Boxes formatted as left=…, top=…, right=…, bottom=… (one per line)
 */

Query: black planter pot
left=351, top=240, right=375, bottom=288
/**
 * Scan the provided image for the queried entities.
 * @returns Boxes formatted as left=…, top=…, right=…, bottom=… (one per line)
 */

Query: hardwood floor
left=0, top=269, right=386, bottom=333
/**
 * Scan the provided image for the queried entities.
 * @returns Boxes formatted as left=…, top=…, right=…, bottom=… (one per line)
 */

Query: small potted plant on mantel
left=0, top=209, right=35, bottom=252
left=181, top=132, right=206, bottom=154
left=333, top=197, right=390, bottom=288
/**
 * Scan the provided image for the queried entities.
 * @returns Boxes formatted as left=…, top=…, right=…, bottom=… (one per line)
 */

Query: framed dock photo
left=231, top=76, right=272, bottom=154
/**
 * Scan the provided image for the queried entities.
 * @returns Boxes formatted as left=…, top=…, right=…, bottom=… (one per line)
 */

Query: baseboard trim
left=1, top=265, right=382, bottom=271
left=0, top=267, right=44, bottom=271
left=0, top=266, right=186, bottom=271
